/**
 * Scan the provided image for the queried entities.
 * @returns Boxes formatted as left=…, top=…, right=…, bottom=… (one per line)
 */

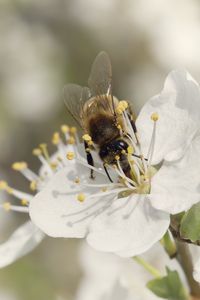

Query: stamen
left=12, top=162, right=27, bottom=171
left=0, top=203, right=29, bottom=213
left=147, top=113, right=159, bottom=166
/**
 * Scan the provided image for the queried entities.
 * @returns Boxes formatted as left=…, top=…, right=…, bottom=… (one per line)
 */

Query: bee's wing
left=63, top=83, right=90, bottom=128
left=88, top=51, right=112, bottom=97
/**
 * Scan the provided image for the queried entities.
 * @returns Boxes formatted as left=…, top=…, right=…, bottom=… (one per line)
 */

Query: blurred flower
left=0, top=126, right=74, bottom=267
left=75, top=242, right=184, bottom=300
left=0, top=14, right=63, bottom=122
left=30, top=70, right=200, bottom=257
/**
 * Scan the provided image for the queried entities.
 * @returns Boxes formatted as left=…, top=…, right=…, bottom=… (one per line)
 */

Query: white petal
left=149, top=135, right=200, bottom=214
left=136, top=70, right=198, bottom=164
left=30, top=164, right=113, bottom=238
left=0, top=221, right=44, bottom=268
left=87, top=195, right=170, bottom=257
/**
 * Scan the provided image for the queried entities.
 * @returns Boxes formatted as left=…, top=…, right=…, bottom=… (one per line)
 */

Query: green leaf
left=147, top=268, right=189, bottom=300
left=180, top=202, right=200, bottom=242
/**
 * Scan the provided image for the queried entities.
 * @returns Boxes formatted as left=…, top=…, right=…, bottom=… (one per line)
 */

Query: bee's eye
left=114, top=140, right=128, bottom=151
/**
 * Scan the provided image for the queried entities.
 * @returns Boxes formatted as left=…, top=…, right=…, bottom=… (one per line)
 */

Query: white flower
left=29, top=70, right=200, bottom=257
left=0, top=128, right=74, bottom=267
left=75, top=242, right=185, bottom=300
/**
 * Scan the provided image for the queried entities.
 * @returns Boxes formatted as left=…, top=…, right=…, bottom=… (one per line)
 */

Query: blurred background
left=0, top=0, right=200, bottom=299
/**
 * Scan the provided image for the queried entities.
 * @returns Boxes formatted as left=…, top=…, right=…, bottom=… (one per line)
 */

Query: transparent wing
left=88, top=51, right=112, bottom=97
left=63, top=83, right=90, bottom=127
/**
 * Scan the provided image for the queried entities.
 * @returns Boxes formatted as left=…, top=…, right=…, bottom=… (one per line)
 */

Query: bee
left=64, top=52, right=136, bottom=181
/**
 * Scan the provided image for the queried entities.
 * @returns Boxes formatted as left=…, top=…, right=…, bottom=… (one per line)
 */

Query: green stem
left=176, top=241, right=200, bottom=298
left=160, top=230, right=177, bottom=258
left=133, top=256, right=162, bottom=278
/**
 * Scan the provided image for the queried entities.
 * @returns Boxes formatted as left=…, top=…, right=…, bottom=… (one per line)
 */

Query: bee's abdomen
left=89, top=116, right=118, bottom=145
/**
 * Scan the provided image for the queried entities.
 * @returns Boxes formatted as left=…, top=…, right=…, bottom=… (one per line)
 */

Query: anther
left=3, top=202, right=11, bottom=211
left=74, top=177, right=80, bottom=184
left=61, top=125, right=69, bottom=134
left=70, top=127, right=77, bottom=134
left=127, top=146, right=134, bottom=155
left=12, top=162, right=27, bottom=171
left=68, top=137, right=75, bottom=145
left=21, top=199, right=28, bottom=206
left=66, top=152, right=75, bottom=160
left=151, top=112, right=159, bottom=122
left=82, top=134, right=92, bottom=142
left=32, top=148, right=42, bottom=156
left=30, top=180, right=37, bottom=191
left=77, top=193, right=86, bottom=202
left=0, top=181, right=8, bottom=190
left=115, top=155, right=120, bottom=161
left=52, top=132, right=60, bottom=145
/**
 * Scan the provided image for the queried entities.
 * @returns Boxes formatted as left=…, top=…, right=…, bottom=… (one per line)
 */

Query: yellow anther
left=70, top=127, right=77, bottom=134
left=151, top=112, right=159, bottom=122
left=77, top=193, right=86, bottom=202
left=116, top=107, right=123, bottom=115
left=32, top=148, right=42, bottom=156
left=82, top=134, right=92, bottom=142
left=66, top=152, right=75, bottom=160
left=101, top=187, right=107, bottom=192
left=21, top=199, right=28, bottom=206
left=127, top=146, right=134, bottom=155
left=0, top=181, right=8, bottom=190
left=74, top=177, right=80, bottom=184
left=3, top=202, right=11, bottom=211
left=115, top=155, right=120, bottom=161
left=7, top=187, right=13, bottom=194
left=12, top=162, right=27, bottom=171
left=85, top=148, right=90, bottom=153
left=52, top=132, right=60, bottom=145
left=88, top=140, right=94, bottom=146
left=121, top=150, right=126, bottom=155
left=68, top=137, right=75, bottom=145
left=61, top=125, right=69, bottom=134
left=117, top=124, right=122, bottom=130
left=30, top=180, right=37, bottom=191
left=119, top=100, right=128, bottom=109
left=39, top=143, right=47, bottom=150
left=50, top=162, right=57, bottom=170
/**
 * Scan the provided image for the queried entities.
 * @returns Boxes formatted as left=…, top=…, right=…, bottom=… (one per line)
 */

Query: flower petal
left=0, top=221, right=44, bottom=268
left=136, top=70, right=199, bottom=164
left=87, top=195, right=170, bottom=257
left=30, top=163, right=114, bottom=238
left=149, top=135, right=200, bottom=214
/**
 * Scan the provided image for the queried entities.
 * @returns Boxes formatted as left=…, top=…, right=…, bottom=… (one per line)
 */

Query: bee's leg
left=103, top=163, right=113, bottom=183
left=84, top=141, right=95, bottom=179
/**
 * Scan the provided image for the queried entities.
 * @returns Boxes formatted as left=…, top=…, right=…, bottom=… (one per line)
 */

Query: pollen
left=151, top=112, right=159, bottom=122
left=82, top=134, right=92, bottom=142
left=68, top=136, right=75, bottom=144
left=77, top=193, right=86, bottom=202
left=116, top=101, right=129, bottom=114
left=61, top=125, right=69, bottom=133
left=21, top=199, right=28, bottom=206
left=52, top=132, right=60, bottom=145
left=32, top=148, right=42, bottom=156
left=12, top=162, right=27, bottom=171
left=30, top=180, right=37, bottom=191
left=66, top=152, right=75, bottom=160
left=3, top=202, right=11, bottom=211
left=70, top=127, right=77, bottom=134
